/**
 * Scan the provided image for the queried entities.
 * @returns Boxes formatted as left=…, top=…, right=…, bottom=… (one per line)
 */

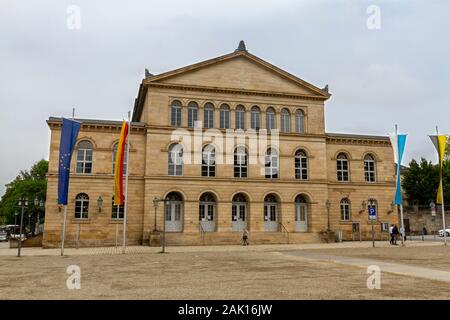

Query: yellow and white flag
left=429, top=134, right=448, bottom=204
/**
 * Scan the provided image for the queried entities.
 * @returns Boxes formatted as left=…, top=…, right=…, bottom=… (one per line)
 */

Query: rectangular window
left=188, top=107, right=198, bottom=128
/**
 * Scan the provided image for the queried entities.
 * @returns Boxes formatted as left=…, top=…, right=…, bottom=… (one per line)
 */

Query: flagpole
left=436, top=126, right=447, bottom=246
left=122, top=111, right=131, bottom=254
left=395, top=125, right=405, bottom=246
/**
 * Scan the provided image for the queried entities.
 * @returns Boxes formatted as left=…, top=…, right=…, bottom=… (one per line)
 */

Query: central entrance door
left=264, top=194, right=278, bottom=232
left=199, top=192, right=216, bottom=232
left=232, top=193, right=248, bottom=232
left=164, top=192, right=183, bottom=232
left=295, top=195, right=308, bottom=232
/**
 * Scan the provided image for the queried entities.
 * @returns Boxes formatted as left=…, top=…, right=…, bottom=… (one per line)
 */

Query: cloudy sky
left=1, top=0, right=449, bottom=196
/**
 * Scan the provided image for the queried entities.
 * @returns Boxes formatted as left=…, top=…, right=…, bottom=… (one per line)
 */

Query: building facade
left=43, top=42, right=397, bottom=247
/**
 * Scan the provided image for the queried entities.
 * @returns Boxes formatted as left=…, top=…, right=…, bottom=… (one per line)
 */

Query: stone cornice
left=146, top=82, right=328, bottom=102
left=47, top=118, right=147, bottom=134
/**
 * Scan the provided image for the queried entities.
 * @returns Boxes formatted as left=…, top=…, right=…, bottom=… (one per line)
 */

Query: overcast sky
left=1, top=0, right=449, bottom=196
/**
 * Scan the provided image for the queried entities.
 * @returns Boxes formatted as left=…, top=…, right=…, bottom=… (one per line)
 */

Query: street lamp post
left=152, top=196, right=158, bottom=232
left=13, top=212, right=18, bottom=236
left=17, top=197, right=28, bottom=257
left=33, top=198, right=45, bottom=235
left=152, top=196, right=167, bottom=253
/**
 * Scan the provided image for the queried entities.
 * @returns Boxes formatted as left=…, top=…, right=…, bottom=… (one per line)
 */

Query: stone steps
left=163, top=232, right=322, bottom=246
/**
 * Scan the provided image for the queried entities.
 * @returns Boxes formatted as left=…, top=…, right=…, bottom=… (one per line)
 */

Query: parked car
left=438, top=229, right=450, bottom=237
left=0, top=231, right=8, bottom=242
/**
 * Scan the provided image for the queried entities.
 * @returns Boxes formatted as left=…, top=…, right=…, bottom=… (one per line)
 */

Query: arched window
left=164, top=192, right=183, bottom=232
left=296, top=109, right=305, bottom=133
left=234, top=146, right=248, bottom=178
left=219, top=104, right=230, bottom=129
left=266, top=107, right=276, bottom=131
left=170, top=100, right=182, bottom=127
left=280, top=108, right=291, bottom=133
left=74, top=193, right=89, bottom=219
left=364, top=154, right=376, bottom=182
left=340, top=198, right=351, bottom=221
left=76, top=141, right=93, bottom=174
left=337, top=153, right=349, bottom=182
left=265, top=148, right=278, bottom=179
left=295, top=149, right=308, bottom=180
left=251, top=106, right=260, bottom=130
left=204, top=102, right=214, bottom=129
left=112, top=196, right=124, bottom=220
left=112, top=142, right=128, bottom=174
left=168, top=143, right=183, bottom=176
left=232, top=193, right=248, bottom=231
left=235, top=105, right=246, bottom=130
left=202, top=145, right=216, bottom=177
left=187, top=101, right=198, bottom=128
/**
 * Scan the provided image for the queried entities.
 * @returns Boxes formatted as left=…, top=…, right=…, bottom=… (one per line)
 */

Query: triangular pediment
left=145, top=51, right=329, bottom=98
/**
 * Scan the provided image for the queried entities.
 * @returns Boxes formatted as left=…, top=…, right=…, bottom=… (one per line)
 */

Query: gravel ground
left=1, top=246, right=450, bottom=300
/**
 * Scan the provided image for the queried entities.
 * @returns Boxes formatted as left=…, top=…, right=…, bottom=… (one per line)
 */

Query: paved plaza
left=1, top=241, right=450, bottom=299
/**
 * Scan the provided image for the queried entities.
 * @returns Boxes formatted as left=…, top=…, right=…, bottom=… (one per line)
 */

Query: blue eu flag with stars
left=58, top=118, right=81, bottom=205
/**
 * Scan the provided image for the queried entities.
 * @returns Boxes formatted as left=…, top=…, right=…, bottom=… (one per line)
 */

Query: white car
left=438, top=229, right=450, bottom=237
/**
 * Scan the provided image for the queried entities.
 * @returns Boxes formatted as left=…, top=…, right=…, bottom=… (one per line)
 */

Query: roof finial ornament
left=145, top=68, right=153, bottom=78
left=322, top=84, right=329, bottom=93
left=235, top=40, right=247, bottom=52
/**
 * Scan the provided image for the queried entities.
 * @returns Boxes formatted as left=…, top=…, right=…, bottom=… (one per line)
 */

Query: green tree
left=402, top=158, right=450, bottom=206
left=0, top=159, right=48, bottom=225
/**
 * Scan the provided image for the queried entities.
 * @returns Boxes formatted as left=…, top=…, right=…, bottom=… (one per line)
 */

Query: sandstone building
left=43, top=42, right=397, bottom=247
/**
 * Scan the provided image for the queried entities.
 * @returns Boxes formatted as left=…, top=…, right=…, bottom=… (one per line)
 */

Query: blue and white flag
left=389, top=132, right=407, bottom=205
left=58, top=118, right=81, bottom=205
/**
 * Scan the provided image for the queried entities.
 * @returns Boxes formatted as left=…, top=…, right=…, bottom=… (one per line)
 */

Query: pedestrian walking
left=242, top=228, right=249, bottom=246
left=392, top=225, right=399, bottom=245
left=389, top=224, right=394, bottom=244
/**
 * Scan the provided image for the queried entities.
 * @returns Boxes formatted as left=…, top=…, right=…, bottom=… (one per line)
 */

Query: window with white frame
left=111, top=196, right=124, bottom=220
left=76, top=140, right=93, bottom=174
left=170, top=100, right=182, bottom=127
left=187, top=101, right=198, bottom=128
left=74, top=193, right=89, bottom=219
left=202, top=144, right=216, bottom=177
left=340, top=198, right=351, bottom=221
left=295, top=109, right=305, bottom=133
left=280, top=108, right=291, bottom=133
left=295, top=149, right=308, bottom=180
left=337, top=153, right=349, bottom=181
left=219, top=104, right=230, bottom=129
left=204, top=103, right=214, bottom=128
left=234, top=146, right=248, bottom=178
left=235, top=105, right=246, bottom=130
left=250, top=106, right=260, bottom=130
left=265, top=148, right=278, bottom=179
left=364, top=154, right=376, bottom=182
left=168, top=143, right=183, bottom=176
left=266, top=107, right=276, bottom=131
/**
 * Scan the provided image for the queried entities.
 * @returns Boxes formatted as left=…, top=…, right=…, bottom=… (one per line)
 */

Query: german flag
left=114, top=121, right=129, bottom=205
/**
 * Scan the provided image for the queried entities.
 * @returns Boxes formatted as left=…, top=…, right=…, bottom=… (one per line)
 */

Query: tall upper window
left=168, top=143, right=183, bottom=176
left=112, top=196, right=124, bottom=220
left=364, top=154, right=376, bottom=182
left=234, top=146, right=248, bottom=178
left=202, top=145, right=216, bottom=177
left=204, top=103, right=214, bottom=129
left=74, top=193, right=89, bottom=219
left=266, top=107, right=276, bottom=131
left=280, top=108, right=291, bottom=133
left=219, top=104, right=230, bottom=129
left=112, top=142, right=128, bottom=174
left=337, top=153, right=349, bottom=182
left=187, top=101, right=198, bottom=128
left=76, top=141, right=93, bottom=174
left=340, top=198, right=351, bottom=221
left=235, top=105, right=246, bottom=130
left=171, top=100, right=182, bottom=127
left=296, top=109, right=305, bottom=133
left=295, top=149, right=308, bottom=180
left=265, top=148, right=278, bottom=179
left=250, top=106, right=260, bottom=130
